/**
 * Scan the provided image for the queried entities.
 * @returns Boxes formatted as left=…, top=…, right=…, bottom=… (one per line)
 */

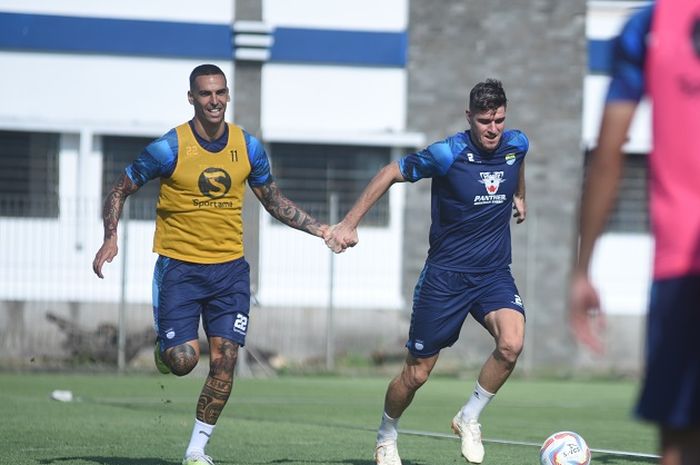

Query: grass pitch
left=1, top=372, right=656, bottom=464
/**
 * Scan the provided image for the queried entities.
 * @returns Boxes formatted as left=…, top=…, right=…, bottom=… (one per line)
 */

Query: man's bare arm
left=102, top=173, right=140, bottom=240
left=251, top=180, right=326, bottom=237
left=92, top=173, right=140, bottom=278
left=324, top=161, right=406, bottom=253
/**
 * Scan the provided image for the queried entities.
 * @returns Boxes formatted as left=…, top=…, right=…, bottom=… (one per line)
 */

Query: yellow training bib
left=153, top=122, right=250, bottom=263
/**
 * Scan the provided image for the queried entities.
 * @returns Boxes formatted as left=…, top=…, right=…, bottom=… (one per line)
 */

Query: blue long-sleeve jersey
left=400, top=129, right=529, bottom=272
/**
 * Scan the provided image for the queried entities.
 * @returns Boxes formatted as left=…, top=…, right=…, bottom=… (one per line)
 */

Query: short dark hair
left=189, top=64, right=226, bottom=89
left=468, top=79, right=507, bottom=113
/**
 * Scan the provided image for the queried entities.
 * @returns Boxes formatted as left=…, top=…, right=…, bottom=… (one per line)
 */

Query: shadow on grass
left=39, top=458, right=173, bottom=465
left=263, top=460, right=428, bottom=465
left=593, top=453, right=658, bottom=464
left=39, top=458, right=430, bottom=465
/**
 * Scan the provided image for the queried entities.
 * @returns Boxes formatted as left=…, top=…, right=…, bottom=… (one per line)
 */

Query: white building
left=0, top=0, right=423, bottom=313
left=0, top=0, right=653, bottom=369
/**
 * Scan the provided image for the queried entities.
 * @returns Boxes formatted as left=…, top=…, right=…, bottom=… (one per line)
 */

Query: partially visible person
left=570, top=2, right=700, bottom=463
left=326, top=79, right=528, bottom=464
left=93, top=64, right=328, bottom=465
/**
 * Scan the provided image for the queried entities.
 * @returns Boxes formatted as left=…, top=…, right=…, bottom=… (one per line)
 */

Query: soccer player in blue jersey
left=92, top=64, right=328, bottom=465
left=571, top=2, right=700, bottom=464
left=326, top=79, right=527, bottom=465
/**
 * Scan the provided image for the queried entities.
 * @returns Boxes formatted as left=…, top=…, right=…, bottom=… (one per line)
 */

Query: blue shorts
left=635, top=274, right=700, bottom=428
left=152, top=256, right=251, bottom=351
left=406, top=264, right=525, bottom=357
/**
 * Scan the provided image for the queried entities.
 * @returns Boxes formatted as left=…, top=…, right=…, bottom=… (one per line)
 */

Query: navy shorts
left=152, top=255, right=251, bottom=351
left=635, top=275, right=700, bottom=428
left=405, top=264, right=525, bottom=357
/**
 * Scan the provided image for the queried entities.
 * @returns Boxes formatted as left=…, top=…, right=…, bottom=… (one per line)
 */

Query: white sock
left=185, top=419, right=215, bottom=457
left=376, top=411, right=400, bottom=445
left=460, top=382, right=495, bottom=421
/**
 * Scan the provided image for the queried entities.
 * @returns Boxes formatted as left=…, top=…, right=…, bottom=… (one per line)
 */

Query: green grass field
left=1, top=372, right=657, bottom=465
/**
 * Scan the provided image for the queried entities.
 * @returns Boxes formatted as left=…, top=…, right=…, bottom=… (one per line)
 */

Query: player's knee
left=208, top=338, right=239, bottom=378
left=401, top=365, right=431, bottom=391
left=495, top=337, right=523, bottom=366
left=167, top=343, right=199, bottom=376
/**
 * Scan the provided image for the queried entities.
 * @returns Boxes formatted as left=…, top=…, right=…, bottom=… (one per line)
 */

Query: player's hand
left=324, top=221, right=359, bottom=254
left=316, top=224, right=330, bottom=238
left=569, top=271, right=606, bottom=354
left=512, top=196, right=526, bottom=224
left=92, top=237, right=118, bottom=279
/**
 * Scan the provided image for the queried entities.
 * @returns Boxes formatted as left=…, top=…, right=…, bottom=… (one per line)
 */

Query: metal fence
left=0, top=195, right=406, bottom=373
left=0, top=194, right=650, bottom=377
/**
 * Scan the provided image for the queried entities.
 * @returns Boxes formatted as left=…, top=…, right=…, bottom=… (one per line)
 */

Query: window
left=269, top=143, right=392, bottom=226
left=102, top=136, right=160, bottom=221
left=0, top=130, right=59, bottom=218
left=585, top=151, right=649, bottom=233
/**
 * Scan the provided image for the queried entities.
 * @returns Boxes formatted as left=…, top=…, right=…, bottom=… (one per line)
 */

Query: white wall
left=590, top=234, right=653, bottom=315
left=0, top=52, right=233, bottom=135
left=0, top=133, right=156, bottom=303
left=256, top=183, right=406, bottom=309
left=582, top=75, right=652, bottom=153
left=261, top=65, right=407, bottom=135
left=253, top=0, right=411, bottom=309
left=0, top=0, right=233, bottom=24
left=263, top=0, right=407, bottom=31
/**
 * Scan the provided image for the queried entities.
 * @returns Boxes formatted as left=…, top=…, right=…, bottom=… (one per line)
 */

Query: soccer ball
left=539, top=431, right=591, bottom=465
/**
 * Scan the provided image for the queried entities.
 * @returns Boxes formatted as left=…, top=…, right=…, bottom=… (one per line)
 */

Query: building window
left=269, top=143, right=392, bottom=226
left=0, top=130, right=59, bottom=218
left=585, top=151, right=649, bottom=233
left=102, top=136, right=160, bottom=221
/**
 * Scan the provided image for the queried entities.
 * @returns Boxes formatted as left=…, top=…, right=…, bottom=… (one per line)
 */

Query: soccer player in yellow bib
left=92, top=64, right=329, bottom=465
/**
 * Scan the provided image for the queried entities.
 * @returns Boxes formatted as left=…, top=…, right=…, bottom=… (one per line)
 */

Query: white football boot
left=451, top=414, right=485, bottom=463
left=375, top=440, right=402, bottom=465
left=182, top=453, right=215, bottom=465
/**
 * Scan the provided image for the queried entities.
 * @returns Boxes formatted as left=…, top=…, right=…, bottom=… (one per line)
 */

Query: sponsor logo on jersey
left=198, top=167, right=232, bottom=199
left=474, top=171, right=507, bottom=205
left=194, top=168, right=234, bottom=208
left=505, top=152, right=516, bottom=165
left=479, top=171, right=504, bottom=194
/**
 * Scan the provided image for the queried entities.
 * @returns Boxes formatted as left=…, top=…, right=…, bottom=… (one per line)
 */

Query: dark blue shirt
left=400, top=129, right=529, bottom=272
left=606, top=4, right=654, bottom=103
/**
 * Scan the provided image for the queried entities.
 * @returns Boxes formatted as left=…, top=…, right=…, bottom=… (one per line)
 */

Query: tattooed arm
left=92, top=173, right=140, bottom=278
left=251, top=180, right=328, bottom=237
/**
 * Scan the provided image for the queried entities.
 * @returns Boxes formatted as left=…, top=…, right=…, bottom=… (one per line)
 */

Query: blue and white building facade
left=0, top=0, right=654, bottom=368
left=0, top=0, right=423, bottom=311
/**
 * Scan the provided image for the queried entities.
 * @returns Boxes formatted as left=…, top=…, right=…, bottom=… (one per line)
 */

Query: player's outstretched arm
left=325, top=161, right=405, bottom=254
left=570, top=101, right=637, bottom=352
left=252, top=180, right=328, bottom=238
left=92, top=173, right=140, bottom=279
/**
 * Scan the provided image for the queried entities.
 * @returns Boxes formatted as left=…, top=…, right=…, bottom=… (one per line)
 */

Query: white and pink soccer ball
left=539, top=431, right=592, bottom=465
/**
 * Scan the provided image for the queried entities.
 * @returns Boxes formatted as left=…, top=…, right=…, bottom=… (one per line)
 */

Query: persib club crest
left=479, top=171, right=505, bottom=195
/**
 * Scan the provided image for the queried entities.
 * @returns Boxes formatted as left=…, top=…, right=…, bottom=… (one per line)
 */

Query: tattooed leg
left=196, top=337, right=238, bottom=425
left=164, top=341, right=199, bottom=376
